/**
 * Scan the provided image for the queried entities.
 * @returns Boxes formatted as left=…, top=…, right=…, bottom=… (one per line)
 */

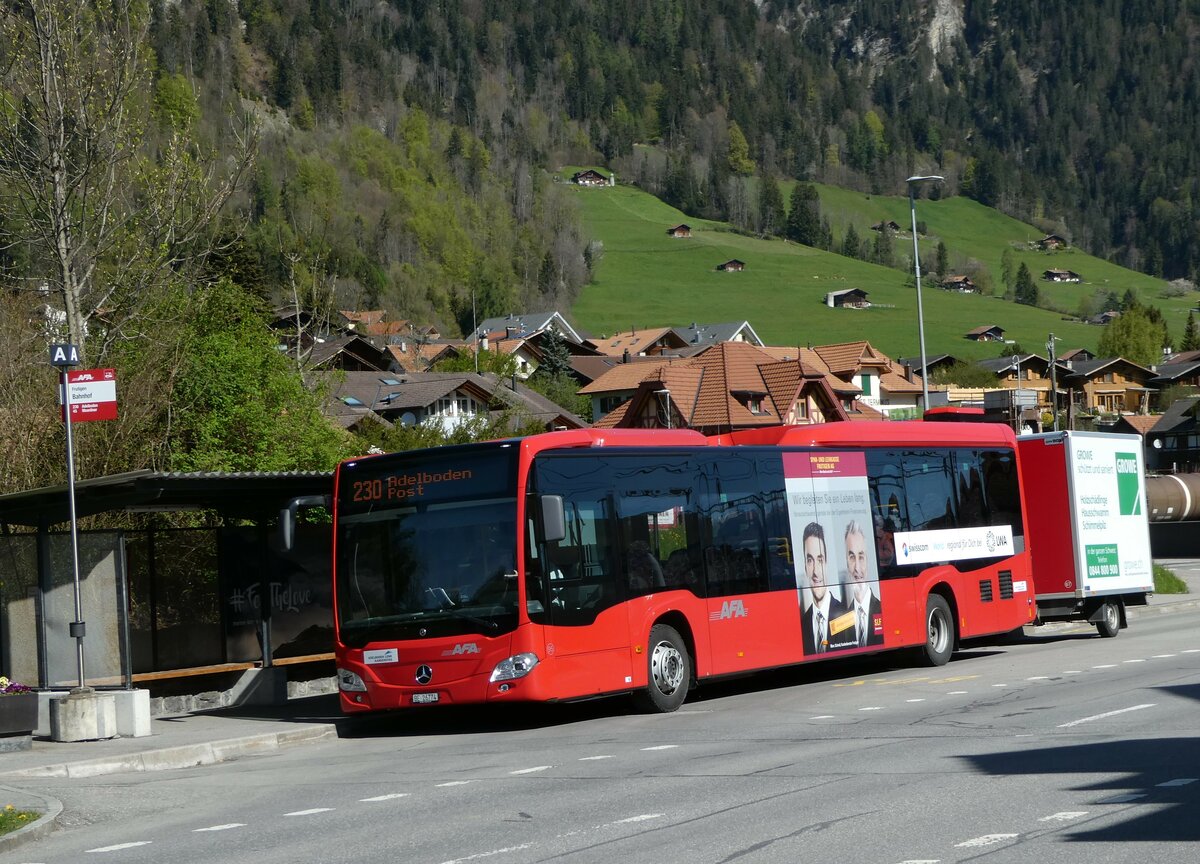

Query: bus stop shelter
left=0, top=470, right=333, bottom=691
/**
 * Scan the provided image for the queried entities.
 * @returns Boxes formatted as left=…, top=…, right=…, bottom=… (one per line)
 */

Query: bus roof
left=711, top=420, right=1018, bottom=449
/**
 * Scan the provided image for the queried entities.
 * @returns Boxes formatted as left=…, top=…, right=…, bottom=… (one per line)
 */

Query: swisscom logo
left=1115, top=452, right=1141, bottom=515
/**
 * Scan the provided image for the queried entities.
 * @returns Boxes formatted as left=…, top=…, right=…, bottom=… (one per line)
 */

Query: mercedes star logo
left=415, top=665, right=433, bottom=685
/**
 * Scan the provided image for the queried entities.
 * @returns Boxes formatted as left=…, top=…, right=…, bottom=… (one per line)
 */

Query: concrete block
left=49, top=691, right=117, bottom=742
left=35, top=692, right=67, bottom=738
left=112, top=689, right=151, bottom=738
left=228, top=667, right=288, bottom=707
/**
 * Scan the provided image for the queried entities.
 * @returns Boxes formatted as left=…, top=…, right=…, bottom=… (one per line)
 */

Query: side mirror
left=540, top=494, right=566, bottom=544
left=280, top=495, right=332, bottom=552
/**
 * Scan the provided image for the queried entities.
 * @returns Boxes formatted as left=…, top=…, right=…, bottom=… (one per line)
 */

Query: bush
left=1153, top=564, right=1188, bottom=594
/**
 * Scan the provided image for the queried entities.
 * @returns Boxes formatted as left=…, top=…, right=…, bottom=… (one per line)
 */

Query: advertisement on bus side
left=783, top=452, right=883, bottom=656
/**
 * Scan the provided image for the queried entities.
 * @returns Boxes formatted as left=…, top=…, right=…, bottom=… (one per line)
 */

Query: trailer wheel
left=633, top=624, right=690, bottom=713
left=920, top=594, right=955, bottom=667
left=1096, top=601, right=1121, bottom=638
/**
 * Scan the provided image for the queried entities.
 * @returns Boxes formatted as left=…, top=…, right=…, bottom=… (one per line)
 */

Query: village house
left=587, top=326, right=692, bottom=358
left=940, top=275, right=977, bottom=293
left=1043, top=268, right=1082, bottom=282
left=571, top=169, right=611, bottom=186
left=824, top=288, right=870, bottom=308
left=716, top=259, right=746, bottom=272
left=1037, top=234, right=1068, bottom=250
left=812, top=341, right=925, bottom=418
left=1060, top=357, right=1157, bottom=415
left=666, top=224, right=692, bottom=238
left=871, top=220, right=902, bottom=232
left=965, top=324, right=1006, bottom=342
left=590, top=342, right=848, bottom=434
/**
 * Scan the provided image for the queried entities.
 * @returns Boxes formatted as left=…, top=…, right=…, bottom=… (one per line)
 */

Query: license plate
left=411, top=692, right=439, bottom=704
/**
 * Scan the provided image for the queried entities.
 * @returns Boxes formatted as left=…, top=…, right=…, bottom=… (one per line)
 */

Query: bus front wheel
left=634, top=624, right=690, bottom=713
left=920, top=594, right=955, bottom=667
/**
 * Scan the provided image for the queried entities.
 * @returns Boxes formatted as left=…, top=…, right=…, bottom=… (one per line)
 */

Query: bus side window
left=701, top=453, right=770, bottom=597
left=866, top=449, right=909, bottom=580
left=982, top=450, right=1025, bottom=539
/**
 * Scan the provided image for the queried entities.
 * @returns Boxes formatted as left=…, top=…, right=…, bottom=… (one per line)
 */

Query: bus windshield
left=334, top=445, right=519, bottom=646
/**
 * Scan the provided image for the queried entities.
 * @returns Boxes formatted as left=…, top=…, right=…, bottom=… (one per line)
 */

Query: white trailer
left=1018, top=431, right=1153, bottom=636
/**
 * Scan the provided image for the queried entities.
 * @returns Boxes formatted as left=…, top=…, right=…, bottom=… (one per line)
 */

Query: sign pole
left=61, top=367, right=88, bottom=692
left=50, top=344, right=89, bottom=693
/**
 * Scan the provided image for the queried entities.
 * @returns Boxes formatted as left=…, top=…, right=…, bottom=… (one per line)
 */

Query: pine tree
left=1014, top=263, right=1038, bottom=306
left=841, top=223, right=861, bottom=259
left=757, top=175, right=786, bottom=237
left=935, top=241, right=948, bottom=278
left=1183, top=311, right=1199, bottom=352
left=786, top=182, right=821, bottom=246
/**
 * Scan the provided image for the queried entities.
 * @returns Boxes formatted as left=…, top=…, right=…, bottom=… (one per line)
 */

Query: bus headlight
left=490, top=652, right=540, bottom=682
left=337, top=668, right=367, bottom=692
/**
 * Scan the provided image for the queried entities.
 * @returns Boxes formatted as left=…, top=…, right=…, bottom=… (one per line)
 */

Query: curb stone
left=0, top=724, right=337, bottom=781
left=0, top=785, right=63, bottom=853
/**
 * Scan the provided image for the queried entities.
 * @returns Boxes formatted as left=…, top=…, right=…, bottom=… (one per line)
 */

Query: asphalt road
left=10, top=612, right=1200, bottom=864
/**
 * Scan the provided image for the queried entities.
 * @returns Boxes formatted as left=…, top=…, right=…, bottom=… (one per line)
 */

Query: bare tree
left=0, top=0, right=254, bottom=364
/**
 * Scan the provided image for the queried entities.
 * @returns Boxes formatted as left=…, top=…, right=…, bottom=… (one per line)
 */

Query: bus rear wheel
left=634, top=624, right=690, bottom=713
left=1096, top=601, right=1121, bottom=638
left=920, top=594, right=955, bottom=667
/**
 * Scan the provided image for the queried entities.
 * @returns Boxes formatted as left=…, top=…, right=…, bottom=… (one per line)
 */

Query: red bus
left=307, top=421, right=1034, bottom=714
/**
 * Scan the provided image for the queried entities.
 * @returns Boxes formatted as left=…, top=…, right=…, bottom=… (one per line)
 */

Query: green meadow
left=567, top=174, right=1180, bottom=362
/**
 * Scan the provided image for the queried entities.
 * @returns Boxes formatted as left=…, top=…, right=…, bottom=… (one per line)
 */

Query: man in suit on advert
left=800, top=522, right=846, bottom=655
left=840, top=519, right=883, bottom=648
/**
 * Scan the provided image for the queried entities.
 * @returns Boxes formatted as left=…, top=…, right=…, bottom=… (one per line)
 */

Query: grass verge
left=0, top=805, right=39, bottom=836
left=1153, top=564, right=1189, bottom=594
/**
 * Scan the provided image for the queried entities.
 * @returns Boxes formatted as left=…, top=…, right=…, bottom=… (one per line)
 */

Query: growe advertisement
left=1069, top=437, right=1153, bottom=592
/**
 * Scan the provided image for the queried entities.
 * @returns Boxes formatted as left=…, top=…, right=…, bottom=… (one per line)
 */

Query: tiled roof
left=1118, top=415, right=1160, bottom=436
left=588, top=327, right=682, bottom=356
left=579, top=359, right=681, bottom=394
left=813, top=341, right=890, bottom=375
left=966, top=324, right=1003, bottom=336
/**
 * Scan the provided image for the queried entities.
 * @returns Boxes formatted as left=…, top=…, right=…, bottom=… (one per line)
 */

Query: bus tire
left=634, top=624, right=690, bottom=713
left=1096, top=601, right=1121, bottom=638
left=920, top=594, right=955, bottom=667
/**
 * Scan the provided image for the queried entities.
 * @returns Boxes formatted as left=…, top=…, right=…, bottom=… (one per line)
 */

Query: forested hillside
left=2, top=0, right=1198, bottom=494
left=159, top=0, right=1200, bottom=318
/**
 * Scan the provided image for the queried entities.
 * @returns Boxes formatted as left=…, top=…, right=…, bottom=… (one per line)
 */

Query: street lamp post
left=907, top=175, right=944, bottom=411
left=1047, top=333, right=1061, bottom=431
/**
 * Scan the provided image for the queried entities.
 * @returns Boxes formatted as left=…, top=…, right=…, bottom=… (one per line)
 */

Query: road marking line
left=1123, top=659, right=1146, bottom=663
left=992, top=684, right=1007, bottom=687
left=194, top=824, right=245, bottom=832
left=615, top=814, right=665, bottom=823
left=360, top=793, right=409, bottom=802
left=955, top=834, right=1018, bottom=848
left=579, top=755, right=614, bottom=761
left=437, top=781, right=472, bottom=787
left=439, top=843, right=534, bottom=864
left=1039, top=812, right=1087, bottom=822
left=284, top=808, right=334, bottom=816
left=809, top=715, right=834, bottom=719
left=906, top=698, right=925, bottom=702
left=1057, top=703, right=1155, bottom=728
left=640, top=745, right=678, bottom=751
left=1028, top=676, right=1050, bottom=680
left=1063, top=670, right=1082, bottom=674
left=858, top=706, right=884, bottom=711
left=1093, top=664, right=1117, bottom=669
left=510, top=766, right=551, bottom=775
left=947, top=690, right=968, bottom=695
left=1099, top=793, right=1146, bottom=803
left=896, top=860, right=940, bottom=863
left=1182, top=649, right=1200, bottom=654
left=1157, top=778, right=1198, bottom=787
left=1152, top=654, right=1176, bottom=658
left=88, top=842, right=152, bottom=853
left=929, top=675, right=980, bottom=684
